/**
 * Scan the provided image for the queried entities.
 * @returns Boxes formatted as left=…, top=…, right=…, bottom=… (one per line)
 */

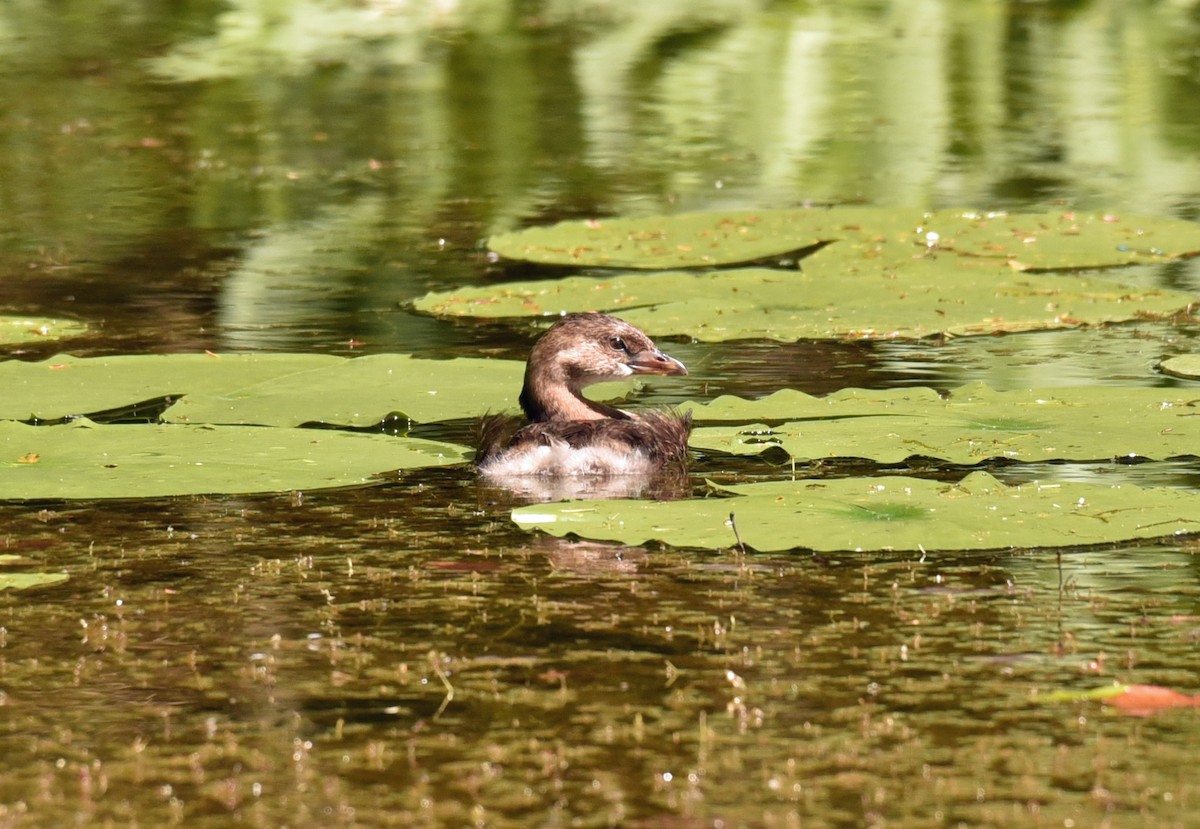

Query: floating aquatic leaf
left=162, top=354, right=524, bottom=426
left=0, top=353, right=525, bottom=426
left=0, top=419, right=470, bottom=500
left=489, top=209, right=906, bottom=269
left=1158, top=354, right=1200, bottom=379
left=512, top=471, right=1200, bottom=553
left=0, top=316, right=88, bottom=346
left=0, top=571, right=69, bottom=591
left=487, top=208, right=1200, bottom=271
left=686, top=386, right=942, bottom=422
left=686, top=383, right=1200, bottom=464
left=0, top=353, right=341, bottom=421
left=919, top=210, right=1200, bottom=271
left=415, top=261, right=1196, bottom=341
left=437, top=208, right=1200, bottom=341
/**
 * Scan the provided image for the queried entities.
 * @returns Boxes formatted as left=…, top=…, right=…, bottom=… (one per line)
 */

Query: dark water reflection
left=4, top=1, right=1200, bottom=827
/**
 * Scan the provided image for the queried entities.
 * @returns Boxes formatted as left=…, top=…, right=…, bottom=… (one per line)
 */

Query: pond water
left=3, top=2, right=1200, bottom=827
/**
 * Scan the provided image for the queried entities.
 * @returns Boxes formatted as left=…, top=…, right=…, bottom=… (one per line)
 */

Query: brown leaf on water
left=1107, top=684, right=1200, bottom=717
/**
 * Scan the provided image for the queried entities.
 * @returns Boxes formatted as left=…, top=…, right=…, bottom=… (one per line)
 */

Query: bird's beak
left=628, top=349, right=688, bottom=377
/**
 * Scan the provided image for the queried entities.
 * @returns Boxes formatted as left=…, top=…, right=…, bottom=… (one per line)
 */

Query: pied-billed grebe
left=477, top=312, right=692, bottom=477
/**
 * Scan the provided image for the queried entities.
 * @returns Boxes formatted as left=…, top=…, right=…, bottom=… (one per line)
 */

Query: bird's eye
left=609, top=336, right=627, bottom=352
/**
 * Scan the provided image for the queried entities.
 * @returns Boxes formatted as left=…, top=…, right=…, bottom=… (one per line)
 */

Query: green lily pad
left=448, top=208, right=1200, bottom=341
left=686, top=383, right=1200, bottom=464
left=161, top=354, right=525, bottom=427
left=920, top=210, right=1200, bottom=271
left=487, top=208, right=1200, bottom=272
left=0, top=572, right=69, bottom=591
left=511, top=471, right=1200, bottom=553
left=0, top=316, right=88, bottom=345
left=0, top=353, right=341, bottom=421
left=488, top=209, right=907, bottom=270
left=0, top=554, right=74, bottom=590
left=0, top=353, right=525, bottom=426
left=1159, top=354, right=1200, bottom=379
left=686, top=386, right=941, bottom=422
left=0, top=419, right=471, bottom=500
left=414, top=261, right=1196, bottom=341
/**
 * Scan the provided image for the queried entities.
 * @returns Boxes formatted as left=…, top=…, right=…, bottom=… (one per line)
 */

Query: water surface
left=3, top=2, right=1200, bottom=827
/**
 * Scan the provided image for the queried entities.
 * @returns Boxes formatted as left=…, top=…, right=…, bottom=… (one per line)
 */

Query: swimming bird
left=476, top=312, right=692, bottom=478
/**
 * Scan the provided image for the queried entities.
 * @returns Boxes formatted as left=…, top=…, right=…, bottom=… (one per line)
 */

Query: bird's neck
left=519, top=364, right=627, bottom=423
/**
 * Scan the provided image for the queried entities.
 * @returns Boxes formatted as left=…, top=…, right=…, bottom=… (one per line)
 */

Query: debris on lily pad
left=511, top=471, right=1200, bottom=553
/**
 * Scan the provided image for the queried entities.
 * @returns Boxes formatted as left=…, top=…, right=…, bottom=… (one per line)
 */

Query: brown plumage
left=476, top=313, right=692, bottom=477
